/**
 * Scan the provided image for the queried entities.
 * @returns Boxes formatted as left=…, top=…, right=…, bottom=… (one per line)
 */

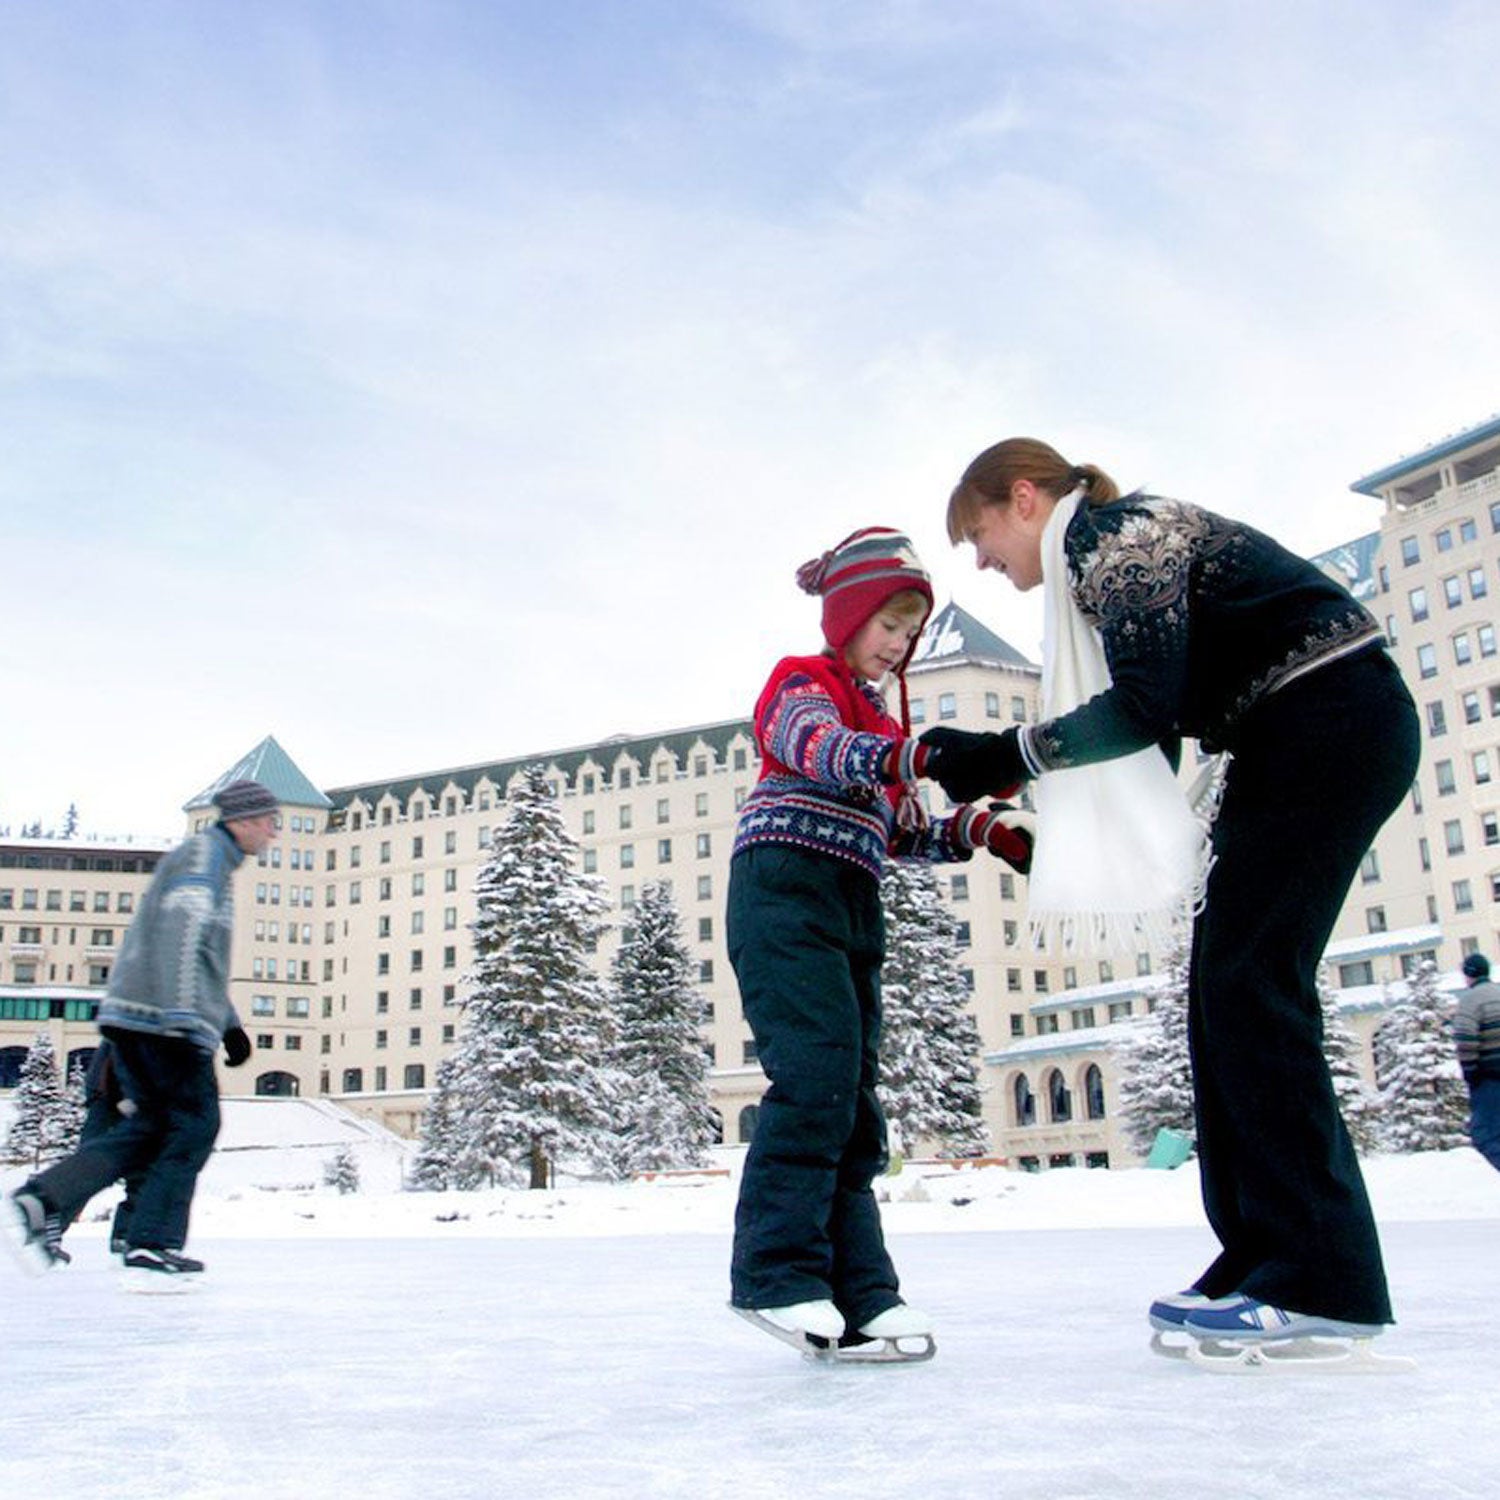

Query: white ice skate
left=733, top=1300, right=936, bottom=1364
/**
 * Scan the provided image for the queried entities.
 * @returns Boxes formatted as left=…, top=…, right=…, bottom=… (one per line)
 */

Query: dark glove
left=953, top=802, right=1035, bottom=875
left=223, top=1027, right=252, bottom=1068
left=920, top=725, right=1027, bottom=803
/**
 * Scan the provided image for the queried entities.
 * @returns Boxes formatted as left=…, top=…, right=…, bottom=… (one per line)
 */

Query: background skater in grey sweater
left=3, top=780, right=278, bottom=1283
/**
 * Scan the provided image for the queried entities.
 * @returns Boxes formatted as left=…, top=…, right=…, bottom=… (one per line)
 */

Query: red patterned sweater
left=732, top=653, right=970, bottom=879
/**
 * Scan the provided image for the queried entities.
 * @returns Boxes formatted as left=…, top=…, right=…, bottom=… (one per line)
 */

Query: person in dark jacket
left=1455, top=952, right=1500, bottom=1172
left=3, top=780, right=277, bottom=1281
left=921, top=436, right=1419, bottom=1351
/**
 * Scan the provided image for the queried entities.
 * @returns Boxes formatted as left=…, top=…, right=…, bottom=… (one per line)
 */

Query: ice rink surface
left=2, top=1211, right=1495, bottom=1500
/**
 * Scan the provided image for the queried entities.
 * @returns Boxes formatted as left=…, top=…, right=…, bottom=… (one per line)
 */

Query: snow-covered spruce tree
left=1114, top=935, right=1195, bottom=1156
left=1316, top=962, right=1380, bottom=1153
left=450, top=764, right=617, bottom=1190
left=877, top=860, right=988, bottom=1157
left=606, top=881, right=718, bottom=1174
left=2, top=1032, right=76, bottom=1169
left=1374, top=960, right=1468, bottom=1152
left=323, top=1145, right=360, bottom=1195
left=410, top=1053, right=465, bottom=1190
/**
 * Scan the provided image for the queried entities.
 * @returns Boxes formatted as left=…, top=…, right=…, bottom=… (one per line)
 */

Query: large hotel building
left=5, top=416, right=1499, bottom=1167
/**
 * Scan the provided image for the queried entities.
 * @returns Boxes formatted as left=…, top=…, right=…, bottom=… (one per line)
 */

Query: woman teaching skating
left=920, top=437, right=1420, bottom=1360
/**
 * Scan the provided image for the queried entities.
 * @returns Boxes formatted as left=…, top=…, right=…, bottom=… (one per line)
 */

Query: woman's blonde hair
left=946, top=437, right=1120, bottom=544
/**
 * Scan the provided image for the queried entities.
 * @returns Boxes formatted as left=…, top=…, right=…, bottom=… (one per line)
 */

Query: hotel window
left=1400, top=536, right=1420, bottom=566
left=1359, top=849, right=1380, bottom=883
left=1476, top=751, right=1493, bottom=785
left=287, top=997, right=310, bottom=1018
left=696, top=833, right=711, bottom=858
left=1366, top=906, right=1387, bottom=933
left=1454, top=633, right=1473, bottom=666
left=1471, top=566, right=1489, bottom=600
left=1484, top=814, right=1500, bottom=847
left=909, top=699, right=926, bottom=724
left=955, top=922, right=971, bottom=948
left=951, top=874, right=969, bottom=901
left=1010, top=1014, right=1026, bottom=1038
left=380, top=841, right=391, bottom=864
left=695, top=793, right=709, bottom=817
left=1033, top=967, right=1048, bottom=992
left=1408, top=587, right=1428, bottom=622
left=1435, top=759, right=1457, bottom=795
left=1461, top=517, right=1478, bottom=543
left=444, top=869, right=457, bottom=892
left=411, top=912, right=425, bottom=935
left=582, top=811, right=595, bottom=834
left=377, top=916, right=391, bottom=939
left=1464, top=691, right=1483, bottom=724
left=1454, top=879, right=1474, bottom=913
left=1426, top=701, right=1446, bottom=737
left=1416, top=644, right=1437, bottom=679
left=404, top=1065, right=425, bottom=1089
left=620, top=844, right=635, bottom=869
left=1443, top=575, right=1463, bottom=609
left=698, top=918, right=713, bottom=942
left=583, top=849, right=597, bottom=873
left=379, top=878, right=392, bottom=900
left=1436, top=526, right=1453, bottom=552
left=658, top=839, right=673, bottom=864
left=938, top=692, right=957, bottom=720
left=984, top=692, right=1000, bottom=719
left=412, top=873, right=425, bottom=896
left=1481, top=624, right=1498, bottom=657
left=412, top=836, right=423, bottom=859
left=1445, top=820, right=1466, bottom=856
left=697, top=875, right=712, bottom=900
left=619, top=806, right=632, bottom=829
left=656, top=798, right=670, bottom=824
left=1012, top=696, right=1027, bottom=722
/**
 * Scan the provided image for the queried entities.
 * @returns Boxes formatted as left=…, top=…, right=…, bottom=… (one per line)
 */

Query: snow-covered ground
left=3, top=1148, right=1497, bottom=1500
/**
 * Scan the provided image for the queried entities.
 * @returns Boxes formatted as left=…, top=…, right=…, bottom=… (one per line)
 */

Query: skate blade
left=121, top=1267, right=202, bottom=1296
left=815, top=1333, right=936, bottom=1365
left=0, top=1214, right=57, bottom=1278
left=1185, top=1335, right=1414, bottom=1375
left=1149, top=1331, right=1192, bottom=1361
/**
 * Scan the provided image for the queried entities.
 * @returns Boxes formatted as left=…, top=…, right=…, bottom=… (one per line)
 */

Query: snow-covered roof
left=983, top=1020, right=1140, bottom=1067
left=1324, top=924, right=1442, bottom=961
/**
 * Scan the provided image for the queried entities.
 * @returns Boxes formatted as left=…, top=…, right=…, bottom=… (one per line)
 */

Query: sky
left=3, top=1137, right=1498, bottom=1499
left=3, top=0, right=1498, bottom=837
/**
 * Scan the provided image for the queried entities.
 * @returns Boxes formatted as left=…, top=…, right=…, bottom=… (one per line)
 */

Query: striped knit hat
left=213, top=779, right=279, bottom=822
left=796, top=527, right=934, bottom=658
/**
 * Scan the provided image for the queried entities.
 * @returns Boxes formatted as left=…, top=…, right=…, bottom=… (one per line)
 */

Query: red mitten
left=954, top=802, right=1035, bottom=875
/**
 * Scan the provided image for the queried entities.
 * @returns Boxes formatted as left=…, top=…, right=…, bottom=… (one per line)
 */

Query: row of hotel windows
left=1, top=926, right=117, bottom=947
left=1398, top=567, right=1490, bottom=627
left=909, top=691, right=1030, bottom=726
left=1390, top=503, right=1500, bottom=572
left=0, top=889, right=135, bottom=913
left=1011, top=1065, right=1108, bottom=1127
left=336, top=745, right=756, bottom=831
left=1413, top=627, right=1498, bottom=676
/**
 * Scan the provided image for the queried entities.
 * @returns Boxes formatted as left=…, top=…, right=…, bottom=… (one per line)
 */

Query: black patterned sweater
left=732, top=653, right=971, bottom=880
left=1018, top=494, right=1385, bottom=773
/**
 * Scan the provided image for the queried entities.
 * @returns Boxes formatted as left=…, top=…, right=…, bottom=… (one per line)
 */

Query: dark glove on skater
left=223, top=1027, right=252, bottom=1068
left=920, top=725, right=1027, bottom=803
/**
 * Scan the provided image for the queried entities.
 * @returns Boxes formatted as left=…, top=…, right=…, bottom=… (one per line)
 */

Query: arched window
left=0, top=1046, right=27, bottom=1089
left=256, top=1071, right=301, bottom=1097
left=1012, top=1073, right=1036, bottom=1127
left=738, top=1104, right=760, bottom=1144
left=1085, top=1064, right=1106, bottom=1120
left=1047, top=1068, right=1072, bottom=1123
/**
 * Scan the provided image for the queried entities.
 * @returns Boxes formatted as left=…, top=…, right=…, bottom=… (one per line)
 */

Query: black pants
left=1189, top=649, right=1419, bottom=1324
left=28, top=1030, right=220, bottom=1252
left=78, top=1039, right=144, bottom=1243
left=727, top=845, right=901, bottom=1328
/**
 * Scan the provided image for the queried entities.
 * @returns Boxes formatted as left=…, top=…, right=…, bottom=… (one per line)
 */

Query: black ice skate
left=122, top=1245, right=205, bottom=1293
left=2, top=1189, right=71, bottom=1274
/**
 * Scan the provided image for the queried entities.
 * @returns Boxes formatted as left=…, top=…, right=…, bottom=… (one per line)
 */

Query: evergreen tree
left=1374, top=960, right=1469, bottom=1151
left=323, top=1145, right=361, bottom=1195
left=2, top=1033, right=76, bottom=1168
left=1115, top=935, right=1195, bottom=1155
left=449, top=765, right=617, bottom=1189
left=607, top=881, right=718, bottom=1174
left=410, top=1053, right=465, bottom=1190
left=1317, top=962, right=1381, bottom=1153
left=62, top=803, right=79, bottom=838
left=877, top=861, right=989, bottom=1157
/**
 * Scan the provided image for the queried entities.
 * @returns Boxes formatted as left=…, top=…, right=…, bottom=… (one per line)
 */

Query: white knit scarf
left=1027, top=489, right=1211, bottom=954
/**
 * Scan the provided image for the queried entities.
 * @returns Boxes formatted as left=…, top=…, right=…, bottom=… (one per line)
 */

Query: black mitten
left=919, top=725, right=1027, bottom=803
left=223, top=1027, right=252, bottom=1068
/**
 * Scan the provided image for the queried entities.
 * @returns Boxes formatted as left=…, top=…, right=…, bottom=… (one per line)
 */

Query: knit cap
left=1463, top=952, right=1490, bottom=980
left=213, top=780, right=280, bottom=822
left=796, top=527, right=934, bottom=660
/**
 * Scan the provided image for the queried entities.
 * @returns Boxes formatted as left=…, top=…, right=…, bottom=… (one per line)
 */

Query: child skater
left=728, top=526, right=1032, bottom=1357
left=921, top=437, right=1419, bottom=1365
